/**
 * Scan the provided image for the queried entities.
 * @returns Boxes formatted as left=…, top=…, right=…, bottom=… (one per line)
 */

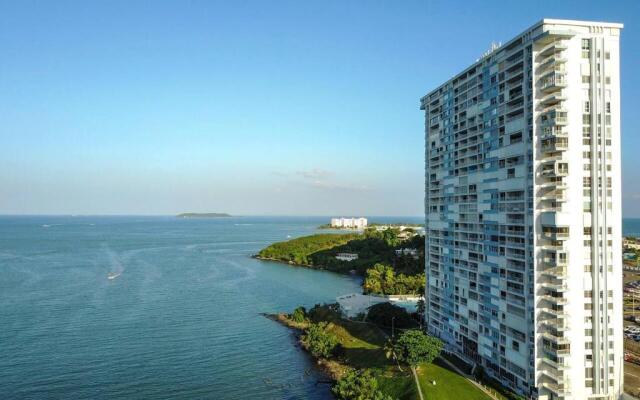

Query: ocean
left=0, top=216, right=385, bottom=399
left=0, top=215, right=634, bottom=399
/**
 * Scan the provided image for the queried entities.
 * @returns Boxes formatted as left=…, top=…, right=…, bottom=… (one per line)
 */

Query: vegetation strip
left=266, top=303, right=492, bottom=400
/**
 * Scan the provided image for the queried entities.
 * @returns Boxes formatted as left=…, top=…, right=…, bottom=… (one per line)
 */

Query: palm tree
left=383, top=338, right=404, bottom=372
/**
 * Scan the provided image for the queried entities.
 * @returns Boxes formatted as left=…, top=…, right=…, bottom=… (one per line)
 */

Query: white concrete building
left=335, top=252, right=359, bottom=262
left=330, top=217, right=368, bottom=229
left=396, top=248, right=419, bottom=259
left=421, top=19, right=623, bottom=400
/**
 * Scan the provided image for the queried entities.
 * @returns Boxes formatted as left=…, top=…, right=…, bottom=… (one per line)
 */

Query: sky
left=1, top=0, right=639, bottom=217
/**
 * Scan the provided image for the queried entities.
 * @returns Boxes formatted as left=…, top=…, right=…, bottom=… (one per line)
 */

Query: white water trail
left=103, top=244, right=125, bottom=279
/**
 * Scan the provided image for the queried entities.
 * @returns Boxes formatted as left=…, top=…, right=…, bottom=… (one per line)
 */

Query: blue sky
left=1, top=0, right=639, bottom=216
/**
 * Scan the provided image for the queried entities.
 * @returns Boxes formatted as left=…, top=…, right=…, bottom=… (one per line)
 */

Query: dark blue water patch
left=0, top=216, right=366, bottom=399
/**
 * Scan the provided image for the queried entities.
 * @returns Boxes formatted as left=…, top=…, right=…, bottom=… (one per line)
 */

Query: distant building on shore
left=395, top=248, right=419, bottom=259
left=335, top=253, right=359, bottom=262
left=624, top=238, right=640, bottom=250
left=330, top=217, right=368, bottom=229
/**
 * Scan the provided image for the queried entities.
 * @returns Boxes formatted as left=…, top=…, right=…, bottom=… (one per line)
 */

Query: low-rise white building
left=335, top=252, right=358, bottom=262
left=395, top=248, right=419, bottom=259
left=330, top=217, right=368, bottom=229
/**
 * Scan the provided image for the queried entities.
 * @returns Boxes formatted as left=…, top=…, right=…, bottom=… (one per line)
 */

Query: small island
left=176, top=213, right=232, bottom=218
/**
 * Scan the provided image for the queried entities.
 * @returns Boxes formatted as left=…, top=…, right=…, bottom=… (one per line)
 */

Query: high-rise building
left=421, top=19, right=623, bottom=400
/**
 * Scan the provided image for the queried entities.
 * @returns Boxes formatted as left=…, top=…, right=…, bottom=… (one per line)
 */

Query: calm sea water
left=0, top=216, right=428, bottom=400
left=624, top=218, right=640, bottom=237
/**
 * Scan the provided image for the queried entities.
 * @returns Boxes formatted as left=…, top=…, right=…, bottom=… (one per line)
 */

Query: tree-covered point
left=256, top=227, right=425, bottom=277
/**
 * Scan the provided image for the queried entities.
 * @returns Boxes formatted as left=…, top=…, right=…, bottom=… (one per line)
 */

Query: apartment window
left=584, top=101, right=591, bottom=113
left=605, top=51, right=611, bottom=60
left=582, top=75, right=591, bottom=84
left=582, top=39, right=591, bottom=58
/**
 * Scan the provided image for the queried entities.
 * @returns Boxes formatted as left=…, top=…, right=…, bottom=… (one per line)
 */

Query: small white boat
left=107, top=272, right=121, bottom=280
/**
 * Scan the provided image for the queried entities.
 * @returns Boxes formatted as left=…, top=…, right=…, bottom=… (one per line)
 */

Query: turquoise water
left=624, top=218, right=640, bottom=237
left=0, top=216, right=387, bottom=399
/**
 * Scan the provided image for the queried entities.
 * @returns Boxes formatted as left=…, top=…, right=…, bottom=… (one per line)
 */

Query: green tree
left=332, top=369, right=394, bottom=400
left=302, top=322, right=338, bottom=358
left=291, top=306, right=307, bottom=323
left=363, top=264, right=424, bottom=295
left=382, top=228, right=400, bottom=247
left=393, top=329, right=443, bottom=367
left=366, top=302, right=417, bottom=330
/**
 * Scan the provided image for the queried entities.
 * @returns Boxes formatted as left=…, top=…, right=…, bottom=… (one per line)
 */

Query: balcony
left=540, top=108, right=568, bottom=127
left=539, top=54, right=567, bottom=71
left=541, top=331, right=570, bottom=345
left=539, top=305, right=567, bottom=319
left=540, top=125, right=567, bottom=139
left=540, top=381, right=570, bottom=397
left=541, top=226, right=569, bottom=240
left=541, top=137, right=568, bottom=153
left=540, top=73, right=567, bottom=92
left=539, top=41, right=568, bottom=58
left=539, top=92, right=567, bottom=107
left=541, top=161, right=569, bottom=179
left=540, top=281, right=568, bottom=293
left=540, top=355, right=570, bottom=371
left=540, top=249, right=568, bottom=267
left=540, top=265, right=568, bottom=278
left=540, top=294, right=568, bottom=306
left=539, top=188, right=567, bottom=204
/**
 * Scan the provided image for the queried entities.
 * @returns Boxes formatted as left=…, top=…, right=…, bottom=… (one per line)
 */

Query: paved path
left=411, top=366, right=425, bottom=400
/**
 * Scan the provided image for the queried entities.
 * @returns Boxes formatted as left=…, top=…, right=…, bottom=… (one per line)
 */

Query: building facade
left=330, top=217, right=368, bottom=229
left=421, top=19, right=623, bottom=400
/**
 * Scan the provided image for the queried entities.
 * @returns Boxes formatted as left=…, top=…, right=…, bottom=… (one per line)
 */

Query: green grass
left=416, top=359, right=492, bottom=400
left=378, top=370, right=418, bottom=400
left=301, top=306, right=492, bottom=400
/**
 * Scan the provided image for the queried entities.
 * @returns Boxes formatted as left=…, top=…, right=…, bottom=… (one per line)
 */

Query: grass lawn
left=416, top=359, right=492, bottom=400
left=303, top=306, right=491, bottom=400
left=378, top=369, right=419, bottom=400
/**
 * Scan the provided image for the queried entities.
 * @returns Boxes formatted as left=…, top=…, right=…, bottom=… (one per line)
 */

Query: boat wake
left=107, top=272, right=121, bottom=280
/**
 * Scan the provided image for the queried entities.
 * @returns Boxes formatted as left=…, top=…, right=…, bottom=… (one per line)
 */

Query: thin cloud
left=296, top=168, right=334, bottom=180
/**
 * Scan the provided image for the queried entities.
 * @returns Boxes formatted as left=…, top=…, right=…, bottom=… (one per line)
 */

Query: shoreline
left=253, top=255, right=362, bottom=276
left=262, top=313, right=348, bottom=383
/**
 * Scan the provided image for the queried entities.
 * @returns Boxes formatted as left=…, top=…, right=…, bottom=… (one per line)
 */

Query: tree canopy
left=301, top=322, right=338, bottom=358
left=366, top=302, right=418, bottom=330
left=332, top=369, right=395, bottom=400
left=393, top=330, right=443, bottom=367
left=363, top=263, right=425, bottom=295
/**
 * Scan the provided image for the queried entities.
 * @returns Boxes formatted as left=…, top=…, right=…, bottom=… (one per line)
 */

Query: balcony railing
left=540, top=73, right=567, bottom=92
left=539, top=41, right=568, bottom=58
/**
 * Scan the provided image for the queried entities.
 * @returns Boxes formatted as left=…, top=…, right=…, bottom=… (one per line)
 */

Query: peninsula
left=255, top=227, right=426, bottom=296
left=176, top=213, right=231, bottom=218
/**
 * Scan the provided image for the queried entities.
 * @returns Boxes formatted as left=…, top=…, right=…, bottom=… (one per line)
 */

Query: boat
left=107, top=272, right=121, bottom=280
